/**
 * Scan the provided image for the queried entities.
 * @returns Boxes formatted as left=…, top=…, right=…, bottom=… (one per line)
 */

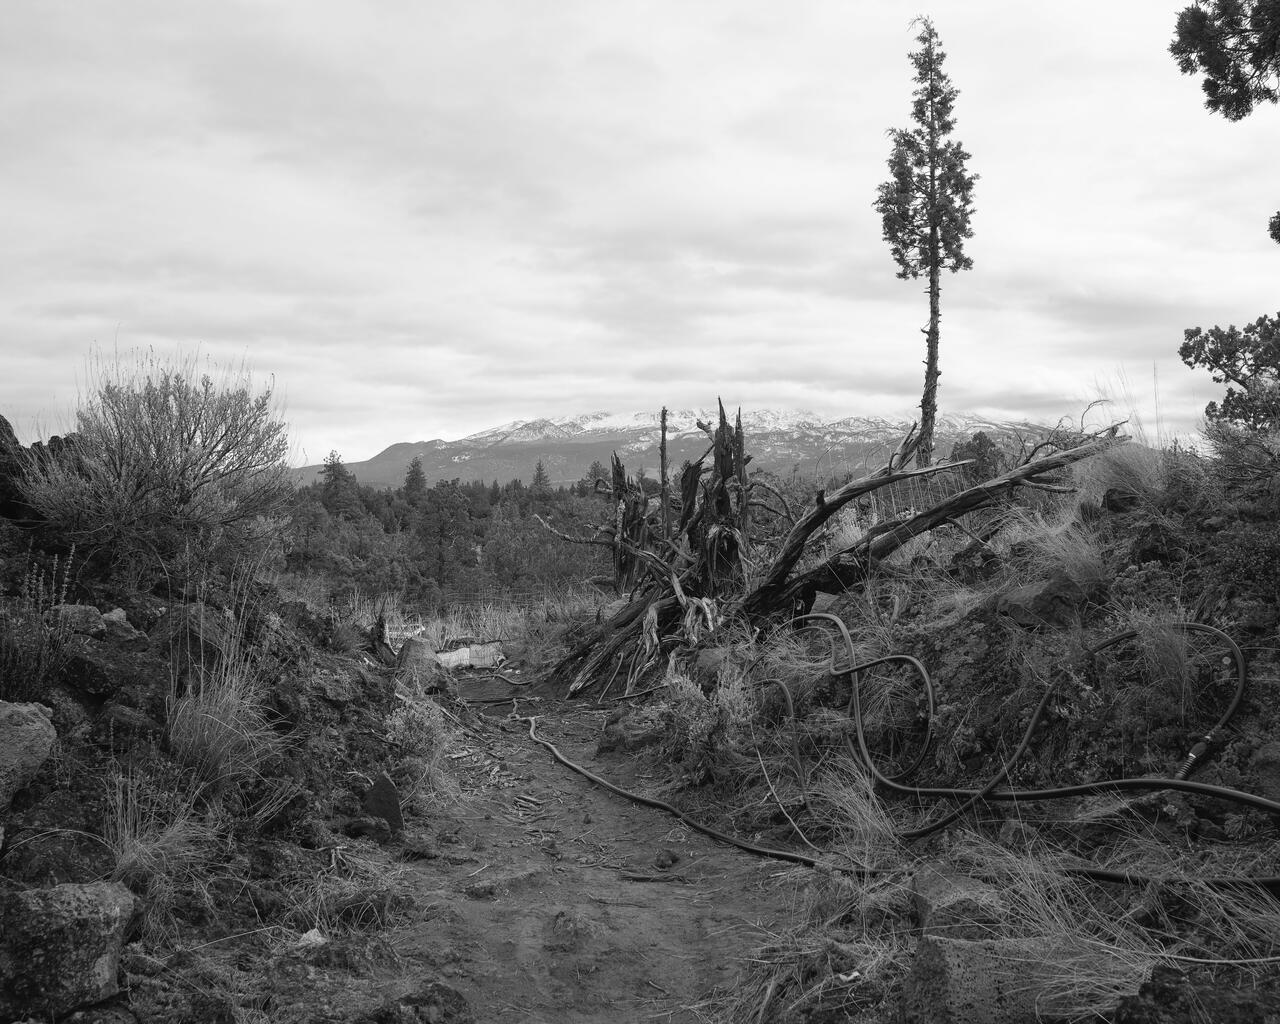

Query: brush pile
left=544, top=401, right=1126, bottom=696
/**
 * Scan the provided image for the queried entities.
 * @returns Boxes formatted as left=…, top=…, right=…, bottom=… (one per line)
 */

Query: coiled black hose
left=794, top=612, right=1280, bottom=891
left=512, top=613, right=1280, bottom=889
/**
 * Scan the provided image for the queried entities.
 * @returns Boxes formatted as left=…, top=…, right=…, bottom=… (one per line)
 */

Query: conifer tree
left=403, top=456, right=427, bottom=506
left=532, top=459, right=551, bottom=493
left=874, top=17, right=977, bottom=466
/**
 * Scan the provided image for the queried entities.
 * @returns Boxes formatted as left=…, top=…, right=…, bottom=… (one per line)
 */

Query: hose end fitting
left=1173, top=736, right=1213, bottom=781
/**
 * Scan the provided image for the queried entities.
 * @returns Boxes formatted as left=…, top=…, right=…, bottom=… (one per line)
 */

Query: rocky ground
left=0, top=598, right=805, bottom=1024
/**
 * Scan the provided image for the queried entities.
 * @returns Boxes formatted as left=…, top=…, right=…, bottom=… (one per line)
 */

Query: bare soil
left=386, top=699, right=800, bottom=1023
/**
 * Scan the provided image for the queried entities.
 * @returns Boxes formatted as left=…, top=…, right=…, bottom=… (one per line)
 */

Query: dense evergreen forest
left=286, top=452, right=618, bottom=606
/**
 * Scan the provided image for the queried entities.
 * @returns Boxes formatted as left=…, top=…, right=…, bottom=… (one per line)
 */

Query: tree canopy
left=1179, top=312, right=1280, bottom=429
left=1171, top=1, right=1280, bottom=120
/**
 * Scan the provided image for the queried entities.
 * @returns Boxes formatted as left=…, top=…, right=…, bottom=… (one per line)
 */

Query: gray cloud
left=1, top=1, right=1276, bottom=461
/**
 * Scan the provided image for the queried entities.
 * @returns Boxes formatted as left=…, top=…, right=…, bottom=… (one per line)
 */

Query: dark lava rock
left=3, top=790, right=113, bottom=886
left=92, top=703, right=164, bottom=749
left=344, top=816, right=393, bottom=844
left=1111, top=966, right=1272, bottom=1023
left=1102, top=488, right=1143, bottom=513
left=362, top=772, right=404, bottom=835
left=0, top=881, right=135, bottom=1019
left=61, top=636, right=167, bottom=698
left=995, top=572, right=1091, bottom=630
left=360, top=981, right=473, bottom=1024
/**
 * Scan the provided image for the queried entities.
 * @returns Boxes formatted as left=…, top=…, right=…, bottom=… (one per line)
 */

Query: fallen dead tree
left=542, top=403, right=1127, bottom=695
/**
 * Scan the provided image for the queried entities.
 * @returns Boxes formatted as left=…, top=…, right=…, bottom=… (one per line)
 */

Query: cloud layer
left=2, top=1, right=1276, bottom=461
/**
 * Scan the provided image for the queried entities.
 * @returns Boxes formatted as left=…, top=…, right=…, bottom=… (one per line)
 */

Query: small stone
left=101, top=608, right=144, bottom=644
left=343, top=816, right=392, bottom=844
left=462, top=880, right=497, bottom=900
left=398, top=832, right=439, bottom=861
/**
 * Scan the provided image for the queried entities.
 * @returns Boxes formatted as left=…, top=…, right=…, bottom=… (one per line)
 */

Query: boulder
left=910, top=863, right=1008, bottom=940
left=900, top=934, right=1076, bottom=1024
left=995, top=572, right=1090, bottom=630
left=46, top=604, right=106, bottom=639
left=0, top=700, right=56, bottom=811
left=0, top=881, right=135, bottom=1019
left=394, top=639, right=454, bottom=697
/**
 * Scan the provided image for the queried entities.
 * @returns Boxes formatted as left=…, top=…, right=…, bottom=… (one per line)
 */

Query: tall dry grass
left=103, top=764, right=221, bottom=942
left=165, top=609, right=284, bottom=796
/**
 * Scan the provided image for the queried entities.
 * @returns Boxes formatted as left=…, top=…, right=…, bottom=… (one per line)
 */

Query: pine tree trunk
left=659, top=406, right=670, bottom=541
left=918, top=225, right=942, bottom=467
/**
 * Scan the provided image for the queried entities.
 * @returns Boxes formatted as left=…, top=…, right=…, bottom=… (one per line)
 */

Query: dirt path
left=387, top=701, right=801, bottom=1023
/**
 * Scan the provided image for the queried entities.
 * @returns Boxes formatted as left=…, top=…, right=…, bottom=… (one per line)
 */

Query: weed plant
left=0, top=549, right=73, bottom=702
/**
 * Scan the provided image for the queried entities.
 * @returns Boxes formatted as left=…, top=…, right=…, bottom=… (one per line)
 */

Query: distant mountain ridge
left=294, top=409, right=1047, bottom=490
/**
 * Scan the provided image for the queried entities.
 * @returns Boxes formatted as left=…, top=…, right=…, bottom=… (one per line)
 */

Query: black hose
left=512, top=614, right=1280, bottom=891
left=796, top=612, right=1280, bottom=891
left=519, top=715, right=837, bottom=871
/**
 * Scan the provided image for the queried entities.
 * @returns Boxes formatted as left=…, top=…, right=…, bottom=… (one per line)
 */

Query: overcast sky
left=2, top=1, right=1276, bottom=463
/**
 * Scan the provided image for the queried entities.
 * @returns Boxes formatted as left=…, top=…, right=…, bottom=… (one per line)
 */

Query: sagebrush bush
left=20, top=351, right=291, bottom=584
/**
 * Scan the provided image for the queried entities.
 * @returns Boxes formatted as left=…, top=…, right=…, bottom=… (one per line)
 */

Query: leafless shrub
left=20, top=350, right=292, bottom=582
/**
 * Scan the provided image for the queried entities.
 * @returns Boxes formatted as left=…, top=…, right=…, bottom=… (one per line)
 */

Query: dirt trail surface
left=388, top=699, right=800, bottom=1023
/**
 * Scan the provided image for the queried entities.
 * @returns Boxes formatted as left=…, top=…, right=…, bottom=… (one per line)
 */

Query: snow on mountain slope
left=297, top=409, right=1047, bottom=489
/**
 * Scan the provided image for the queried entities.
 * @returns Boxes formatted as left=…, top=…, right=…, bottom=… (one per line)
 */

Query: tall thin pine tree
left=874, top=18, right=977, bottom=466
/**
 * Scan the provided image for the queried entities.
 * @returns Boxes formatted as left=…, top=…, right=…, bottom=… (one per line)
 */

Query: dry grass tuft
left=282, top=850, right=409, bottom=932
left=805, top=763, right=904, bottom=873
left=166, top=621, right=284, bottom=795
left=1071, top=442, right=1165, bottom=509
left=386, top=699, right=460, bottom=813
left=103, top=765, right=221, bottom=942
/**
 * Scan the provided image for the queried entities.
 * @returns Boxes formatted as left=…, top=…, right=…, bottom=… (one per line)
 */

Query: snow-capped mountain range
left=295, top=409, right=1046, bottom=489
